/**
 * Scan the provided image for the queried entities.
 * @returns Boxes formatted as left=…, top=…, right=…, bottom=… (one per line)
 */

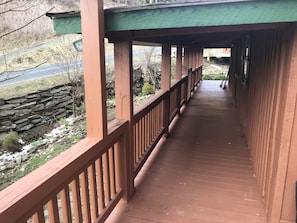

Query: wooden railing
left=0, top=67, right=202, bottom=223
left=190, top=65, right=203, bottom=92
left=133, top=90, right=168, bottom=176
left=169, top=76, right=188, bottom=123
left=132, top=74, right=195, bottom=176
left=0, top=121, right=129, bottom=223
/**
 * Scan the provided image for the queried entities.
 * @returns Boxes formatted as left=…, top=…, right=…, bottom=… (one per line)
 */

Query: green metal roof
left=46, top=1, right=297, bottom=35
left=105, top=1, right=297, bottom=31
left=46, top=11, right=81, bottom=34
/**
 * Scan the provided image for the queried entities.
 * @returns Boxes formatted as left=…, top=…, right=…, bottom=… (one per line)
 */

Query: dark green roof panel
left=47, top=1, right=297, bottom=35
left=105, top=1, right=297, bottom=31
left=53, top=16, right=81, bottom=34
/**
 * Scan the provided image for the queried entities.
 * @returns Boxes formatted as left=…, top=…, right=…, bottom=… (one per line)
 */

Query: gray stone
left=7, top=161, right=16, bottom=169
left=0, top=165, right=7, bottom=172
left=18, top=124, right=34, bottom=132
left=50, top=88, right=62, bottom=94
left=15, top=109, right=32, bottom=116
left=31, top=118, right=43, bottom=124
left=0, top=98, right=5, bottom=105
left=15, top=118, right=29, bottom=124
left=0, top=132, right=7, bottom=142
left=26, top=93, right=40, bottom=100
left=56, top=112, right=68, bottom=120
left=29, top=114, right=42, bottom=119
left=0, top=103, right=17, bottom=110
left=15, top=101, right=36, bottom=109
left=45, top=100, right=59, bottom=109
left=22, top=154, right=29, bottom=162
left=15, top=156, right=22, bottom=165
left=0, top=110, right=16, bottom=117
left=56, top=101, right=72, bottom=108
left=2, top=121, right=12, bottom=126
left=28, top=145, right=37, bottom=153
left=6, top=98, right=26, bottom=104
left=0, top=127, right=8, bottom=133
left=40, top=92, right=52, bottom=98
left=32, top=104, right=45, bottom=112
left=40, top=97, right=53, bottom=103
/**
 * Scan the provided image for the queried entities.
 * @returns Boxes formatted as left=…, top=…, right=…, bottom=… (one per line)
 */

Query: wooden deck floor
left=106, top=81, right=267, bottom=223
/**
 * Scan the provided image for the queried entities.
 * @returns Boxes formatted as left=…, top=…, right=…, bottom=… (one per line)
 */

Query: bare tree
left=54, top=38, right=84, bottom=117
left=0, top=0, right=54, bottom=83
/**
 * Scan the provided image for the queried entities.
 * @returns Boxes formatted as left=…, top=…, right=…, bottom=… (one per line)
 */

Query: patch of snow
left=0, top=115, right=78, bottom=172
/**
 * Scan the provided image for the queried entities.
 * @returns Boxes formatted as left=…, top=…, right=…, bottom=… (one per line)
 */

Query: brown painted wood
left=162, top=45, right=171, bottom=135
left=268, top=25, right=297, bottom=223
left=183, top=47, right=190, bottom=76
left=60, top=186, right=72, bottom=223
left=279, top=25, right=297, bottom=222
left=176, top=47, right=182, bottom=80
left=114, top=41, right=135, bottom=201
left=106, top=81, right=266, bottom=223
left=80, top=0, right=107, bottom=139
left=161, top=45, right=171, bottom=91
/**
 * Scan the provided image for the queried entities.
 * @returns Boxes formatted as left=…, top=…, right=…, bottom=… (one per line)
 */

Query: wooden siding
left=280, top=25, right=297, bottom=222
left=229, top=25, right=297, bottom=222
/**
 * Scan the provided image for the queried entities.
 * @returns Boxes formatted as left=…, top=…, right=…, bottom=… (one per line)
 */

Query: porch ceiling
left=47, top=0, right=297, bottom=47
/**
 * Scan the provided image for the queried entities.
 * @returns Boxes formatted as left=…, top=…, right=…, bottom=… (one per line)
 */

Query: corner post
left=80, top=0, right=107, bottom=139
left=114, top=41, right=135, bottom=201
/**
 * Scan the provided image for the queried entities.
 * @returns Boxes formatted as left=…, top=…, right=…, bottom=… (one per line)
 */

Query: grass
left=0, top=75, right=69, bottom=99
left=14, top=143, right=67, bottom=179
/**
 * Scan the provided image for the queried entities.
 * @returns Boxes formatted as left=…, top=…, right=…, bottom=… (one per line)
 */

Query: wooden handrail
left=133, top=90, right=169, bottom=123
left=0, top=120, right=129, bottom=222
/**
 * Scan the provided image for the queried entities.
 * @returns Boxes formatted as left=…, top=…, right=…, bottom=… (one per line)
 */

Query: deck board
left=106, top=81, right=267, bottom=223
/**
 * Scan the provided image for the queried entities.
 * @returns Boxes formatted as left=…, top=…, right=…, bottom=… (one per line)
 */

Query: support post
left=176, top=47, right=182, bottom=81
left=175, top=47, right=182, bottom=114
left=80, top=0, right=107, bottom=139
left=114, top=41, right=135, bottom=201
left=183, top=47, right=190, bottom=76
left=161, top=45, right=171, bottom=135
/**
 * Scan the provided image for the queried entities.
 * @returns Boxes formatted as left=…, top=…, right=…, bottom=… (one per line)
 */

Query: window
left=241, top=34, right=251, bottom=87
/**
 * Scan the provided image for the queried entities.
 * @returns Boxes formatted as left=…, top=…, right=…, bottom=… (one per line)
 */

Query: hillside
left=0, top=0, right=123, bottom=52
left=0, top=0, right=123, bottom=81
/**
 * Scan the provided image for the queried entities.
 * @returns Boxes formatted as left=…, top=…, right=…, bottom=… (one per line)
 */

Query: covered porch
left=107, top=81, right=266, bottom=223
left=1, top=1, right=297, bottom=223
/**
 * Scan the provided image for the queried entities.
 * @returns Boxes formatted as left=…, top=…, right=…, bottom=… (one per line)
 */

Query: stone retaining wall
left=0, top=84, right=73, bottom=141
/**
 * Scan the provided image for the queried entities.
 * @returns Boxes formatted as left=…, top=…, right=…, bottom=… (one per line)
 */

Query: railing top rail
left=0, top=120, right=129, bottom=222
left=133, top=77, right=189, bottom=123
left=170, top=76, right=188, bottom=92
left=133, top=90, right=169, bottom=123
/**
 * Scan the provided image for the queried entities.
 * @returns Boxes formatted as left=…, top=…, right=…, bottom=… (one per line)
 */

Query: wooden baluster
left=47, top=196, right=60, bottom=223
left=95, top=158, right=105, bottom=213
left=103, top=152, right=111, bottom=204
left=109, top=146, right=117, bottom=196
left=80, top=170, right=91, bottom=223
left=70, top=178, right=83, bottom=223
left=88, top=163, right=99, bottom=221
left=60, top=186, right=72, bottom=223
left=135, top=123, right=139, bottom=165
left=32, top=208, right=45, bottom=223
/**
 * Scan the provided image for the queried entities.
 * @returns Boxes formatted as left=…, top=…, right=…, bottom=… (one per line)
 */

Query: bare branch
left=0, top=3, right=35, bottom=15
left=0, top=7, right=55, bottom=39
left=0, top=0, right=14, bottom=6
